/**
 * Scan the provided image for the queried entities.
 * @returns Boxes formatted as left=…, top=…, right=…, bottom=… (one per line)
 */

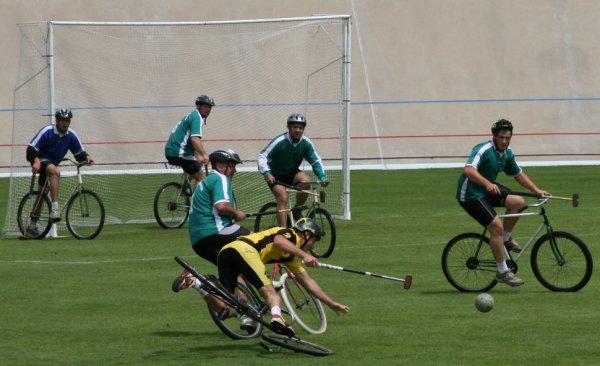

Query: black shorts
left=217, top=246, right=264, bottom=294
left=459, top=194, right=507, bottom=227
left=192, top=225, right=250, bottom=265
left=36, top=159, right=55, bottom=187
left=166, top=156, right=201, bottom=176
left=269, top=169, right=302, bottom=188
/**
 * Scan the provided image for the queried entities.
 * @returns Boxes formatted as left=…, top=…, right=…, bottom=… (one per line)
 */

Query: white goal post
left=3, top=16, right=351, bottom=235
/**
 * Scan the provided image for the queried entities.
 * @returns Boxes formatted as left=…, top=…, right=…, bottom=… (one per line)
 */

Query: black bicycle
left=174, top=256, right=333, bottom=356
left=254, top=180, right=336, bottom=258
left=442, top=194, right=593, bottom=292
left=153, top=172, right=193, bottom=229
left=17, top=158, right=105, bottom=240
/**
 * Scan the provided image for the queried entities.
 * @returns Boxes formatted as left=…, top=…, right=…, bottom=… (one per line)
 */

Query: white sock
left=270, top=306, right=282, bottom=317
left=497, top=261, right=509, bottom=273
left=502, top=231, right=512, bottom=242
left=51, top=202, right=59, bottom=210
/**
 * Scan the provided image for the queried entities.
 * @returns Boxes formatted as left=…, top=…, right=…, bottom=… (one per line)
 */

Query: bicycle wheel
left=441, top=232, right=497, bottom=292
left=530, top=231, right=593, bottom=292
left=17, top=191, right=52, bottom=239
left=308, top=208, right=336, bottom=258
left=254, top=202, right=280, bottom=232
left=153, top=182, right=190, bottom=229
left=66, top=190, right=105, bottom=240
left=208, top=282, right=264, bottom=340
left=280, top=273, right=327, bottom=334
left=261, top=333, right=333, bottom=356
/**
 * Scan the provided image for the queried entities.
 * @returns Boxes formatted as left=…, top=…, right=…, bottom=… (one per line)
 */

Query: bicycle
left=254, top=180, right=336, bottom=258
left=17, top=158, right=105, bottom=240
left=174, top=256, right=333, bottom=356
left=201, top=260, right=327, bottom=340
left=441, top=193, right=593, bottom=292
left=153, top=171, right=194, bottom=229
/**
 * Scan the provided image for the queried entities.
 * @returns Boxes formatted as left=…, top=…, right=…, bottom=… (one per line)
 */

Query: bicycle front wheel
left=208, top=282, right=264, bottom=340
left=153, top=182, right=190, bottom=229
left=308, top=208, right=336, bottom=258
left=531, top=231, right=593, bottom=292
left=261, top=333, right=333, bottom=356
left=441, top=232, right=497, bottom=292
left=66, top=190, right=105, bottom=240
left=254, top=202, right=280, bottom=232
left=17, top=191, right=52, bottom=239
left=280, top=273, right=327, bottom=334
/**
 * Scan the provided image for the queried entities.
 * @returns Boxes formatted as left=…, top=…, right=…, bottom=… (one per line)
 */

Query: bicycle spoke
left=66, top=190, right=105, bottom=240
left=531, top=231, right=593, bottom=291
left=442, top=233, right=497, bottom=292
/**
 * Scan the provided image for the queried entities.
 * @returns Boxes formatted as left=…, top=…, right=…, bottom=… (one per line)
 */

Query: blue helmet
left=294, top=218, right=322, bottom=241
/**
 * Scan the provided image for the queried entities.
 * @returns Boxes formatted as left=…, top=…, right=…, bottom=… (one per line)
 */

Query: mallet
left=314, top=262, right=412, bottom=289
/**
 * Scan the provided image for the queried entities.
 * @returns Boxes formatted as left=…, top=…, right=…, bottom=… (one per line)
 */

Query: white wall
left=2, top=0, right=600, bottom=171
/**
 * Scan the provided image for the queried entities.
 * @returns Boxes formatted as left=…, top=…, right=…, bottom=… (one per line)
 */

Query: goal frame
left=4, top=16, right=352, bottom=235
left=47, top=16, right=351, bottom=219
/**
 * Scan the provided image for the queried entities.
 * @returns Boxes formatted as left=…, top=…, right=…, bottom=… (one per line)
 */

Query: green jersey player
left=456, top=119, right=547, bottom=287
left=164, top=95, right=214, bottom=184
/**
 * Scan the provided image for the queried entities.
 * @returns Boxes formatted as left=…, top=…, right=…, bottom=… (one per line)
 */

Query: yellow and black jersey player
left=217, top=218, right=350, bottom=336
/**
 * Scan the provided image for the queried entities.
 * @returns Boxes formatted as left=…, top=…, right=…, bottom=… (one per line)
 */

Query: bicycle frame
left=479, top=198, right=564, bottom=265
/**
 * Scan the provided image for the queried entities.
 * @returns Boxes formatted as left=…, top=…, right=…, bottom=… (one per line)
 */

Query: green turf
left=1, top=167, right=599, bottom=365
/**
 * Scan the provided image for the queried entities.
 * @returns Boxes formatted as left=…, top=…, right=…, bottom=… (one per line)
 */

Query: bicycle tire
left=153, top=182, right=190, bottom=229
left=261, top=333, right=333, bottom=356
left=208, top=282, right=264, bottom=340
left=254, top=202, right=281, bottom=232
left=530, top=231, right=593, bottom=292
left=308, top=208, right=336, bottom=258
left=17, top=191, right=52, bottom=239
left=441, top=232, right=498, bottom=292
left=279, top=273, right=327, bottom=334
left=65, top=190, right=105, bottom=240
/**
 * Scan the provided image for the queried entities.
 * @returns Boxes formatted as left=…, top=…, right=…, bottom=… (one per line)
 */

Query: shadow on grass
left=145, top=333, right=314, bottom=361
left=150, top=330, right=214, bottom=338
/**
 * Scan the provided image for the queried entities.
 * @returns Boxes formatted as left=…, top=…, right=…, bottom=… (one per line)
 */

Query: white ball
left=475, top=293, right=494, bottom=312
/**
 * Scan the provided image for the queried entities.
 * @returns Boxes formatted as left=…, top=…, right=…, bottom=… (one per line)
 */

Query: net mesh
left=3, top=18, right=349, bottom=235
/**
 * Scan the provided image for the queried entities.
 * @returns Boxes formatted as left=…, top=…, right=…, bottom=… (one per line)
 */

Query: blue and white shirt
left=28, top=125, right=86, bottom=165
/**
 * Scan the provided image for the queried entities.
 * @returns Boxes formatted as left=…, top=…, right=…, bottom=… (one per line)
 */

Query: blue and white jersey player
left=26, top=108, right=94, bottom=233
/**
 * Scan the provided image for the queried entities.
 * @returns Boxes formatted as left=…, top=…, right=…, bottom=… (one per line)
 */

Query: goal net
left=3, top=16, right=351, bottom=235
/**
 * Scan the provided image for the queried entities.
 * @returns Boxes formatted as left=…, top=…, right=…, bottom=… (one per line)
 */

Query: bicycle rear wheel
left=441, top=232, right=497, bottom=292
left=254, top=202, right=282, bottom=232
left=17, top=191, right=52, bottom=239
left=208, top=282, right=264, bottom=340
left=308, top=208, right=336, bottom=258
left=261, top=333, right=333, bottom=356
left=66, top=190, right=105, bottom=240
left=280, top=273, right=327, bottom=334
left=530, top=231, right=593, bottom=292
left=153, top=182, right=190, bottom=229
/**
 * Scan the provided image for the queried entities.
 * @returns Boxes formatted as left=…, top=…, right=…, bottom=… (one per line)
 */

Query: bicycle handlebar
left=62, top=157, right=91, bottom=168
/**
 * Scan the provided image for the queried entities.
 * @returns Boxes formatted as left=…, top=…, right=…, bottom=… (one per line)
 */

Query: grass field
left=1, top=167, right=599, bottom=365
